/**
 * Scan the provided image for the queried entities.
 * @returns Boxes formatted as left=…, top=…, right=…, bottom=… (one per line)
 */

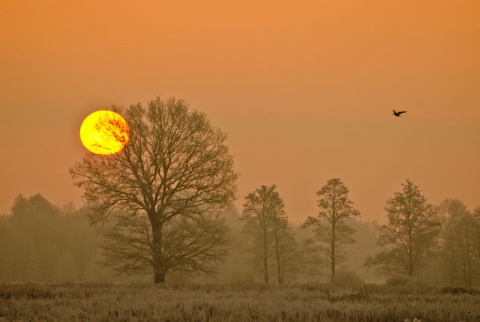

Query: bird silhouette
left=393, top=110, right=406, bottom=117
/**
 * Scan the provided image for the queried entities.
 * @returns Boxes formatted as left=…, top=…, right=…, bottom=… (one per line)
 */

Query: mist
left=1, top=0, right=479, bottom=320
left=1, top=190, right=479, bottom=287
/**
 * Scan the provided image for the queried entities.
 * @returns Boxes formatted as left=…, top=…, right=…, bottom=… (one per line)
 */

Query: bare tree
left=473, top=207, right=480, bottom=272
left=366, top=179, right=440, bottom=277
left=241, top=185, right=297, bottom=285
left=438, top=199, right=477, bottom=287
left=70, top=97, right=238, bottom=283
left=302, top=178, right=360, bottom=284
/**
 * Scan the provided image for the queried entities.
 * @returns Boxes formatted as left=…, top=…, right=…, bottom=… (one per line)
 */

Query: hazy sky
left=1, top=0, right=479, bottom=223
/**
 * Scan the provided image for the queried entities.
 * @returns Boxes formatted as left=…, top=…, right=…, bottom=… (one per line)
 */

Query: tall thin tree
left=241, top=185, right=297, bottom=284
left=302, top=178, right=360, bottom=284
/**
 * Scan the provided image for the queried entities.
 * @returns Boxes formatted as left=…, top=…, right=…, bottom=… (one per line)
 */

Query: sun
left=80, top=110, right=129, bottom=155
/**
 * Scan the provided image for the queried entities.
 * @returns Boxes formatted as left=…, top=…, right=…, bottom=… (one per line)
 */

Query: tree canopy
left=241, top=185, right=298, bottom=284
left=302, top=178, right=360, bottom=284
left=366, top=179, right=440, bottom=277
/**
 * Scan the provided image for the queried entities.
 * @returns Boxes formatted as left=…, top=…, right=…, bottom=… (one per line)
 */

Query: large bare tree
left=70, top=97, right=238, bottom=283
left=302, top=178, right=360, bottom=284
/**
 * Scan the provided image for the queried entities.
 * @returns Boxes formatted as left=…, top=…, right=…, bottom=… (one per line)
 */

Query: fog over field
left=1, top=1, right=479, bottom=224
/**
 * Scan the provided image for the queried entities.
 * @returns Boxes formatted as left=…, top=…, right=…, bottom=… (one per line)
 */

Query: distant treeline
left=0, top=189, right=479, bottom=287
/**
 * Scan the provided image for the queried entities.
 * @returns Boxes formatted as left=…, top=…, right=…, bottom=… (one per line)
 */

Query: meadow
left=1, top=283, right=480, bottom=321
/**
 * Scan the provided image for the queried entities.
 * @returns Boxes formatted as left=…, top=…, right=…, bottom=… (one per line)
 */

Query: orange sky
left=1, top=0, right=479, bottom=223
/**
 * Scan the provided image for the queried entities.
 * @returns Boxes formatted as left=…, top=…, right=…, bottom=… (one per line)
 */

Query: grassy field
left=1, top=283, right=479, bottom=321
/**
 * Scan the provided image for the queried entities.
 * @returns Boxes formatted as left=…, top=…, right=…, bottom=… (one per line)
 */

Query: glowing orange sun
left=80, top=110, right=129, bottom=155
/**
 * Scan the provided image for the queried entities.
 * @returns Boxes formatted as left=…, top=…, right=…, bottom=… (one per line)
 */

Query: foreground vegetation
left=1, top=283, right=480, bottom=321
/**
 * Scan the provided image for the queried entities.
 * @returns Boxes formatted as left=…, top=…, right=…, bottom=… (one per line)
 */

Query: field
left=1, top=283, right=480, bottom=321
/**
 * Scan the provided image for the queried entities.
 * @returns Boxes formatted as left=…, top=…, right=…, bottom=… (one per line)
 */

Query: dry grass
left=0, top=282, right=479, bottom=321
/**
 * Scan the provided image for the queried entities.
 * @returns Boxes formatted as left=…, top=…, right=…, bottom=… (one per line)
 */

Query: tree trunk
left=476, top=222, right=480, bottom=263
left=154, top=270, right=166, bottom=283
left=465, top=225, right=472, bottom=288
left=263, top=240, right=269, bottom=285
left=273, top=217, right=282, bottom=285
left=152, top=222, right=166, bottom=284
left=277, top=260, right=282, bottom=285
left=331, top=252, right=335, bottom=284
left=331, top=228, right=335, bottom=284
left=407, top=214, right=413, bottom=277
left=262, top=208, right=269, bottom=285
left=331, top=207, right=336, bottom=285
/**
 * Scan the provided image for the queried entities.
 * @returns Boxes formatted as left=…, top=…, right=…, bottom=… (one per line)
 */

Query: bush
left=441, top=286, right=480, bottom=295
left=334, top=271, right=364, bottom=289
left=386, top=275, right=410, bottom=287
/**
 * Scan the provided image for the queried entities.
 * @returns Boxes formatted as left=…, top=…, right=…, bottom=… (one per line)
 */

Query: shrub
left=386, top=275, right=410, bottom=287
left=441, top=286, right=480, bottom=295
left=334, top=271, right=364, bottom=289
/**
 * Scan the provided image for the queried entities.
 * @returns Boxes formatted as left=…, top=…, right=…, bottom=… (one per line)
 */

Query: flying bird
left=393, top=110, right=406, bottom=117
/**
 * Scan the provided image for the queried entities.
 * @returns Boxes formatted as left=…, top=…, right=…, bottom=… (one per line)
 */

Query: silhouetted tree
left=241, top=185, right=298, bottom=285
left=366, top=180, right=440, bottom=277
left=70, top=97, right=238, bottom=283
left=302, top=178, right=360, bottom=284
left=10, top=194, right=60, bottom=281
left=473, top=207, right=480, bottom=271
left=438, top=199, right=477, bottom=287
left=0, top=194, right=103, bottom=282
